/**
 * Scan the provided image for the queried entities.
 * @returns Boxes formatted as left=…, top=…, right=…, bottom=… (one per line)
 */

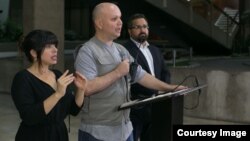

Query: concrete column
left=23, top=0, right=64, bottom=71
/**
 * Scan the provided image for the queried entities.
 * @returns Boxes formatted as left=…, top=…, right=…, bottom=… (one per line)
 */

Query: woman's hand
left=74, top=71, right=87, bottom=92
left=56, top=70, right=75, bottom=98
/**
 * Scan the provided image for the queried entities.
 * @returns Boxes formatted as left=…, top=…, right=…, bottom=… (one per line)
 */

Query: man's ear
left=95, top=19, right=103, bottom=30
left=128, top=29, right=132, bottom=36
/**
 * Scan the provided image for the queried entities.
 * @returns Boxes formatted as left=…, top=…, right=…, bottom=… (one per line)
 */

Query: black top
left=11, top=69, right=81, bottom=141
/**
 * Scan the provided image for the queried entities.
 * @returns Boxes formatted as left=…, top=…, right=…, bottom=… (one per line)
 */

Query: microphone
left=119, top=50, right=137, bottom=83
left=119, top=52, right=126, bottom=61
left=119, top=51, right=130, bottom=101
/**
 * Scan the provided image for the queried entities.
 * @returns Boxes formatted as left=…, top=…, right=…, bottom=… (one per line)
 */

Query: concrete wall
left=0, top=57, right=22, bottom=94
left=23, top=0, right=65, bottom=71
left=170, top=58, right=250, bottom=123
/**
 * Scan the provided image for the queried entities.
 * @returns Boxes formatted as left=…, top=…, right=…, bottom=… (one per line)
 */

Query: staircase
left=214, top=7, right=239, bottom=35
left=144, top=0, right=239, bottom=50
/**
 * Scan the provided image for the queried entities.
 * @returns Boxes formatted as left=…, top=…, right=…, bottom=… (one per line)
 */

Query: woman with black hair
left=11, top=29, right=87, bottom=141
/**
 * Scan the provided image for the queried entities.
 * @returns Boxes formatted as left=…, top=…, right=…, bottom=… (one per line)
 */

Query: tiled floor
left=1, top=92, right=246, bottom=141
left=0, top=93, right=80, bottom=141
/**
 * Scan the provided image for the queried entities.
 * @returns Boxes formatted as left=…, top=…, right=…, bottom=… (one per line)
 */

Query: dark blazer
left=123, top=39, right=171, bottom=100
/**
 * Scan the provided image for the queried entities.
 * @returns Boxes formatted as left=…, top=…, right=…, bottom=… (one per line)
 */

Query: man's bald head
left=92, top=2, right=119, bottom=21
left=91, top=2, right=122, bottom=41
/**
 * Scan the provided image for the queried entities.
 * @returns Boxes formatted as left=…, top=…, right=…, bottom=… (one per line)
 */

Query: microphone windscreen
left=119, top=52, right=127, bottom=61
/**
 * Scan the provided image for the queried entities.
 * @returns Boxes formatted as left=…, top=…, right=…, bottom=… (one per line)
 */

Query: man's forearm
left=138, top=73, right=175, bottom=92
left=85, top=69, right=123, bottom=96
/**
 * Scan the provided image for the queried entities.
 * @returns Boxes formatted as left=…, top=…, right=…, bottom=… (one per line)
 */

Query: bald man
left=74, top=2, right=187, bottom=141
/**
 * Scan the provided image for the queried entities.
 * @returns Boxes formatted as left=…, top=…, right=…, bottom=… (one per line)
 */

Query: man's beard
left=136, top=33, right=148, bottom=43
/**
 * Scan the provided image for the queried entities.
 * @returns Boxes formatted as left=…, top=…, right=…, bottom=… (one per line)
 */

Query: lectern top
left=118, top=84, right=207, bottom=110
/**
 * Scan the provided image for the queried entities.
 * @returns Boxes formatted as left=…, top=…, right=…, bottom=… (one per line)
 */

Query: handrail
left=204, top=0, right=239, bottom=25
left=0, top=52, right=18, bottom=59
left=232, top=11, right=239, bottom=21
left=0, top=50, right=75, bottom=59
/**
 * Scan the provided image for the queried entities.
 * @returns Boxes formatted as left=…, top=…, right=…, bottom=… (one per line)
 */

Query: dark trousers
left=130, top=105, right=152, bottom=141
left=78, top=130, right=102, bottom=141
left=78, top=130, right=134, bottom=141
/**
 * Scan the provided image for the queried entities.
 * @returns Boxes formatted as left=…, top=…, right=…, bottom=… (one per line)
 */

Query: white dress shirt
left=131, top=38, right=155, bottom=76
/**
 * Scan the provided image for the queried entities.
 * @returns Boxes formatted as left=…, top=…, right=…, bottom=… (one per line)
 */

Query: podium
left=119, top=84, right=207, bottom=141
left=119, top=84, right=207, bottom=110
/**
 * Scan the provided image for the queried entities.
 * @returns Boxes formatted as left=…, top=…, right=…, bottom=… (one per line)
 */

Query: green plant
left=0, top=20, right=23, bottom=42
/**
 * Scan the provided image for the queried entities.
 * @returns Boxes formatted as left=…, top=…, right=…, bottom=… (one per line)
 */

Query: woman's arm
left=73, top=71, right=87, bottom=107
left=43, top=70, right=74, bottom=114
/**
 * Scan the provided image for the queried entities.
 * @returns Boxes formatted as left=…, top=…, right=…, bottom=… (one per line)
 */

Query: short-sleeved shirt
left=74, top=36, right=146, bottom=141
